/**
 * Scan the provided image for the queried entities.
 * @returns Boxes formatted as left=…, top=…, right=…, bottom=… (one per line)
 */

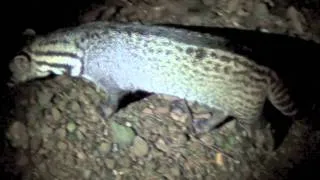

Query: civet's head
left=9, top=29, right=83, bottom=84
left=9, top=50, right=45, bottom=84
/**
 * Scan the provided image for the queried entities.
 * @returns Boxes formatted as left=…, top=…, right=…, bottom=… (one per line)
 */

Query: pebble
left=111, top=122, right=136, bottom=148
left=227, top=0, right=240, bottom=13
left=41, top=124, right=53, bottom=137
left=287, top=6, right=305, bottom=34
left=131, top=136, right=149, bottom=157
left=51, top=107, right=61, bottom=121
left=118, top=157, right=131, bottom=168
left=69, top=101, right=81, bottom=112
left=170, top=112, right=188, bottom=123
left=67, top=122, right=77, bottom=133
left=155, top=138, right=169, bottom=153
left=193, top=112, right=211, bottom=119
left=7, top=121, right=29, bottom=148
left=215, top=153, right=224, bottom=166
left=201, top=0, right=216, bottom=6
left=106, top=158, right=115, bottom=169
left=83, top=169, right=92, bottom=179
left=37, top=91, right=53, bottom=106
left=142, top=107, right=154, bottom=115
left=154, top=106, right=170, bottom=114
left=99, top=142, right=111, bottom=154
left=57, top=141, right=68, bottom=150
left=253, top=2, right=270, bottom=23
left=76, top=151, right=86, bottom=160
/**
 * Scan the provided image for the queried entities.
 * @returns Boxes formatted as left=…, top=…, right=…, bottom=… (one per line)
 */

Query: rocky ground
left=2, top=0, right=320, bottom=180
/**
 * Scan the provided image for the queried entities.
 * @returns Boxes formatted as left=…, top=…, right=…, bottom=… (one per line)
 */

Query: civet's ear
left=21, top=28, right=37, bottom=46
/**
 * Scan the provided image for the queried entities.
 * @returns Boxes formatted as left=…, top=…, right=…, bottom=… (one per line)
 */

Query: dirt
left=2, top=0, right=320, bottom=180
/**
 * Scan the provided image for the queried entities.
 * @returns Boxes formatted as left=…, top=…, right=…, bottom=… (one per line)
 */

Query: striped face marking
left=10, top=36, right=85, bottom=83
left=26, top=36, right=84, bottom=76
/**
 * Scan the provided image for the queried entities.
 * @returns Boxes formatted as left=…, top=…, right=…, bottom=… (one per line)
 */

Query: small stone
left=170, top=112, right=188, bottom=123
left=125, top=121, right=132, bottom=127
left=174, top=133, right=188, bottom=145
left=227, top=0, right=240, bottom=13
left=56, top=129, right=66, bottom=139
left=201, top=0, right=215, bottom=6
left=100, top=6, right=118, bottom=20
left=151, top=149, right=164, bottom=158
left=57, top=141, right=68, bottom=150
left=77, top=151, right=86, bottom=160
left=38, top=162, right=47, bottom=173
left=111, top=122, right=136, bottom=148
left=154, top=106, right=170, bottom=114
left=157, top=164, right=169, bottom=174
left=205, top=175, right=216, bottom=180
left=170, top=106, right=184, bottom=115
left=103, top=128, right=109, bottom=136
left=41, top=124, right=53, bottom=137
left=80, top=6, right=107, bottom=23
left=99, top=142, right=111, bottom=154
left=170, top=166, right=181, bottom=177
left=6, top=121, right=28, bottom=149
left=51, top=107, right=61, bottom=121
left=69, top=88, right=79, bottom=99
left=106, top=158, right=115, bottom=169
left=193, top=113, right=211, bottom=119
left=55, top=75, right=72, bottom=86
left=215, top=152, right=224, bottom=166
left=53, top=96, right=66, bottom=110
left=83, top=169, right=92, bottom=179
left=131, top=136, right=149, bottom=157
left=78, top=126, right=87, bottom=134
left=264, top=0, right=274, bottom=7
left=164, top=174, right=175, bottom=180
left=199, top=134, right=214, bottom=146
left=148, top=104, right=156, bottom=109
left=287, top=6, right=306, bottom=34
left=155, top=138, right=169, bottom=153
left=118, top=157, right=131, bottom=168
left=253, top=3, right=269, bottom=20
left=86, top=115, right=99, bottom=123
left=145, top=161, right=157, bottom=170
left=69, top=101, right=81, bottom=112
left=67, top=122, right=77, bottom=133
left=26, top=109, right=37, bottom=123
left=100, top=106, right=114, bottom=119
left=75, top=131, right=85, bottom=141
left=142, top=107, right=153, bottom=115
left=37, top=91, right=53, bottom=106
left=44, top=139, right=55, bottom=149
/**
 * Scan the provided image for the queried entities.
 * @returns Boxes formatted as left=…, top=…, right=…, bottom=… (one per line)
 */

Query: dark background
left=1, top=0, right=320, bottom=179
